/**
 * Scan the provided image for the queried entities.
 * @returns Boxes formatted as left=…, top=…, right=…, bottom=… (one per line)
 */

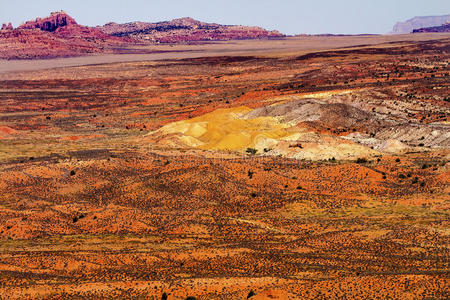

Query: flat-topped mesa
left=18, top=11, right=77, bottom=32
left=392, top=15, right=450, bottom=34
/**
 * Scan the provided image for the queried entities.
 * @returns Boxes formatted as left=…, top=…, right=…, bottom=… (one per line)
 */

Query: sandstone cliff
left=392, top=15, right=450, bottom=34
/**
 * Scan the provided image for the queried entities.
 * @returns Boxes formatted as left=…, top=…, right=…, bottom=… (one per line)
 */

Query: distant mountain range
left=392, top=15, right=450, bottom=34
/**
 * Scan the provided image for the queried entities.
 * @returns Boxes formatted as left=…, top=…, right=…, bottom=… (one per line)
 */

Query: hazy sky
left=1, top=0, right=449, bottom=34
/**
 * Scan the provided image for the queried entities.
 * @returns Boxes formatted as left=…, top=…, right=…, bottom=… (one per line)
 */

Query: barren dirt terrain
left=0, top=34, right=449, bottom=299
left=2, top=33, right=450, bottom=73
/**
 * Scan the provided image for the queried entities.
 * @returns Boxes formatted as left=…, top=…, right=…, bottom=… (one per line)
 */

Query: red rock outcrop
left=19, top=10, right=78, bottom=32
left=18, top=11, right=130, bottom=41
left=0, top=11, right=135, bottom=59
left=0, top=29, right=101, bottom=59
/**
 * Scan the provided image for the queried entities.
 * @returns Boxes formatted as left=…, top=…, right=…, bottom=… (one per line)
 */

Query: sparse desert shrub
left=247, top=290, right=256, bottom=298
left=161, top=293, right=168, bottom=300
left=70, top=170, right=76, bottom=176
left=356, top=157, right=367, bottom=164
left=251, top=192, right=257, bottom=198
left=73, top=214, right=84, bottom=223
left=248, top=170, right=254, bottom=179
left=246, top=148, right=257, bottom=155
left=395, top=158, right=401, bottom=163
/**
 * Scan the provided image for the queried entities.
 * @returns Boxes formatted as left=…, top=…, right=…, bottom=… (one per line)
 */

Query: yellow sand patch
left=148, top=105, right=379, bottom=160
left=155, top=106, right=299, bottom=151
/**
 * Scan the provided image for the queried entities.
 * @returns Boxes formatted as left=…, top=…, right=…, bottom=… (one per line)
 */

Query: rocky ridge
left=97, top=17, right=284, bottom=43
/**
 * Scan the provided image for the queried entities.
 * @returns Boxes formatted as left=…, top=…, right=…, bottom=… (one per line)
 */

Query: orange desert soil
left=0, top=34, right=449, bottom=299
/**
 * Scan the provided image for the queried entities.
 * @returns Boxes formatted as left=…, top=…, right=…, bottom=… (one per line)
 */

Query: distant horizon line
left=2, top=10, right=450, bottom=36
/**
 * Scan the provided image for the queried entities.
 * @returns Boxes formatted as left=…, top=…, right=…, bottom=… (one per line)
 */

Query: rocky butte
left=18, top=10, right=78, bottom=32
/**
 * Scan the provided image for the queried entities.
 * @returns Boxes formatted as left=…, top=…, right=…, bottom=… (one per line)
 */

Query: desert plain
left=0, top=34, right=449, bottom=299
